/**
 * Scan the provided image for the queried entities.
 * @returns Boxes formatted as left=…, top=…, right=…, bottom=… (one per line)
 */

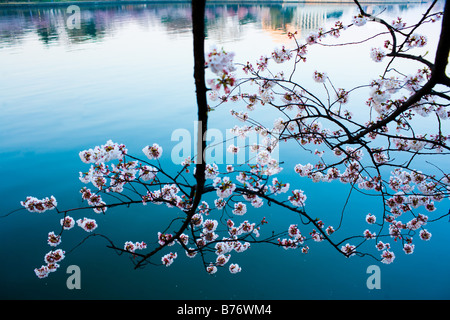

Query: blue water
left=0, top=1, right=449, bottom=300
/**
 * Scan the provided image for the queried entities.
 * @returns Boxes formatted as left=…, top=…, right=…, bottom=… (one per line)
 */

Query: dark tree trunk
left=134, top=0, right=208, bottom=269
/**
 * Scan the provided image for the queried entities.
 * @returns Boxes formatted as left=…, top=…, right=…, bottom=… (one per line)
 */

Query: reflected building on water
left=0, top=1, right=432, bottom=48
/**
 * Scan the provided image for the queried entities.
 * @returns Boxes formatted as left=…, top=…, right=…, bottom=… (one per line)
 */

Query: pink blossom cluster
left=278, top=220, right=335, bottom=254
left=221, top=20, right=348, bottom=110
left=370, top=48, right=386, bottom=63
left=288, top=189, right=307, bottom=207
left=76, top=218, right=98, bottom=232
left=34, top=249, right=65, bottom=279
left=78, top=142, right=164, bottom=215
left=352, top=14, right=367, bottom=27
left=213, top=176, right=236, bottom=198
left=21, top=196, right=57, bottom=213
left=313, top=71, right=327, bottom=83
left=206, top=46, right=237, bottom=95
left=205, top=163, right=220, bottom=179
left=405, top=34, right=427, bottom=48
left=375, top=241, right=396, bottom=263
left=79, top=140, right=127, bottom=164
left=364, top=209, right=433, bottom=264
left=271, top=46, right=292, bottom=64
left=269, top=177, right=290, bottom=195
left=142, top=143, right=163, bottom=160
left=205, top=45, right=236, bottom=75
left=158, top=232, right=175, bottom=247
left=392, top=17, right=406, bottom=30
left=366, top=68, right=434, bottom=117
left=47, top=231, right=61, bottom=247
left=205, top=240, right=247, bottom=274
left=335, top=88, right=349, bottom=104
left=142, top=184, right=187, bottom=210
left=161, top=252, right=177, bottom=267
left=124, top=241, right=147, bottom=253
left=277, top=224, right=309, bottom=252
left=341, top=243, right=356, bottom=257
left=61, top=216, right=75, bottom=230
left=80, top=187, right=107, bottom=213
left=229, top=263, right=242, bottom=274
left=305, top=23, right=344, bottom=45
left=254, top=151, right=283, bottom=176
left=184, top=189, right=259, bottom=273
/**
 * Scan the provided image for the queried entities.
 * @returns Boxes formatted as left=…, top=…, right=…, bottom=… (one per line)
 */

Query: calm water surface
left=0, top=1, right=449, bottom=299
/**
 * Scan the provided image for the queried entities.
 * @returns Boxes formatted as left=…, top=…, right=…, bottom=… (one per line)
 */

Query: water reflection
left=0, top=2, right=426, bottom=48
left=1, top=2, right=448, bottom=301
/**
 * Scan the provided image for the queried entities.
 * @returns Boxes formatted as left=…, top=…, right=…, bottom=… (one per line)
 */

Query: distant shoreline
left=0, top=0, right=433, bottom=8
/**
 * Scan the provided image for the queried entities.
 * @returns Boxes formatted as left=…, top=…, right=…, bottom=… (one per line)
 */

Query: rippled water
left=0, top=1, right=449, bottom=299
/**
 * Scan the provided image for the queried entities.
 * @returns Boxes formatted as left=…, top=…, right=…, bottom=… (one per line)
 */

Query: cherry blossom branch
left=339, top=0, right=449, bottom=147
left=15, top=0, right=450, bottom=279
